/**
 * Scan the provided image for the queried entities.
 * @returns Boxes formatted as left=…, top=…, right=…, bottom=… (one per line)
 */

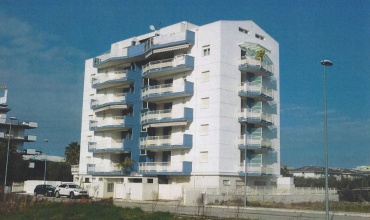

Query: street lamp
left=244, top=150, right=247, bottom=207
left=4, top=116, right=17, bottom=193
left=43, top=139, right=48, bottom=185
left=321, top=59, right=333, bottom=220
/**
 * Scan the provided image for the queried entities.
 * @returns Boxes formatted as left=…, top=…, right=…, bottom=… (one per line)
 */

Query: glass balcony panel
left=239, top=162, right=274, bottom=175
left=141, top=109, right=172, bottom=122
left=139, top=161, right=190, bottom=174
left=89, top=140, right=123, bottom=151
left=239, top=82, right=274, bottom=99
left=142, top=81, right=193, bottom=102
left=240, top=55, right=274, bottom=75
left=91, top=94, right=126, bottom=108
left=239, top=134, right=272, bottom=149
left=239, top=108, right=273, bottom=124
left=87, top=163, right=121, bottom=174
left=142, top=83, right=173, bottom=97
left=143, top=55, right=187, bottom=74
left=92, top=71, right=127, bottom=87
left=71, top=165, right=79, bottom=174
left=140, top=135, right=171, bottom=147
left=153, top=31, right=188, bottom=45
left=89, top=116, right=128, bottom=131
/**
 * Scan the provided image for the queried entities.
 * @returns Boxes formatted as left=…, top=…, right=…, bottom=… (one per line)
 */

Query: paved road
left=114, top=200, right=370, bottom=220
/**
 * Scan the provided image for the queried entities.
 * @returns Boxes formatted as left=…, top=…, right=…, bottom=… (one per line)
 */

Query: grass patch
left=0, top=201, right=174, bottom=220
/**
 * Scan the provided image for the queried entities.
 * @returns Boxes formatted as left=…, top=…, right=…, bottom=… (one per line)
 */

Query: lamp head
left=321, top=60, right=333, bottom=66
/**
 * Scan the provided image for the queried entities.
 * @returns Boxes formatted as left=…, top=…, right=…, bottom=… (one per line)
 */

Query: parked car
left=55, top=183, right=88, bottom=199
left=34, top=184, right=56, bottom=197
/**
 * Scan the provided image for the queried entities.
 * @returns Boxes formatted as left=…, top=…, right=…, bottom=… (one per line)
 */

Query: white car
left=55, top=183, right=88, bottom=199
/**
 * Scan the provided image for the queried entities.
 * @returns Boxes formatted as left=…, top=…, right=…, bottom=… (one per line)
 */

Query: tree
left=117, top=157, right=135, bottom=174
left=65, top=142, right=80, bottom=165
left=280, top=163, right=293, bottom=177
left=0, top=142, right=29, bottom=185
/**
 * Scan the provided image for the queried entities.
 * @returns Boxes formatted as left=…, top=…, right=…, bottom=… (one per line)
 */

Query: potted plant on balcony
left=118, top=157, right=135, bottom=174
left=255, top=50, right=265, bottom=62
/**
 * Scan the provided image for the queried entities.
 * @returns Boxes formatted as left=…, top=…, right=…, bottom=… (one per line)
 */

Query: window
left=200, top=124, right=209, bottom=135
left=201, top=71, right=210, bottom=82
left=107, top=183, right=114, bottom=192
left=255, top=34, right=265, bottom=40
left=147, top=179, right=154, bottom=183
left=223, top=180, right=231, bottom=186
left=128, top=178, right=143, bottom=183
left=254, top=181, right=266, bottom=186
left=84, top=178, right=90, bottom=183
left=201, top=97, right=209, bottom=108
left=200, top=151, right=208, bottom=163
left=202, top=45, right=210, bottom=56
left=239, top=27, right=249, bottom=34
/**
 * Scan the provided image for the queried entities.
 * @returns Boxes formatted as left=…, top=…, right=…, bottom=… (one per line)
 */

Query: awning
left=145, top=44, right=190, bottom=58
left=94, top=105, right=128, bottom=113
left=143, top=121, right=187, bottom=129
left=239, top=42, right=271, bottom=54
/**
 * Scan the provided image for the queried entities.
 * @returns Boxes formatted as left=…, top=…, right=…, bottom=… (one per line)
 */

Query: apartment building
left=0, top=86, right=38, bottom=151
left=77, top=20, right=280, bottom=200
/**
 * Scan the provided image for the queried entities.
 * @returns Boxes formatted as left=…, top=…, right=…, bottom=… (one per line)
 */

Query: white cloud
left=0, top=12, right=89, bottom=156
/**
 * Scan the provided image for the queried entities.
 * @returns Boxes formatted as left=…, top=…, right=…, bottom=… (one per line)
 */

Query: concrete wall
left=24, top=180, right=62, bottom=194
left=158, top=184, right=184, bottom=200
left=114, top=183, right=158, bottom=200
left=206, top=194, right=339, bottom=205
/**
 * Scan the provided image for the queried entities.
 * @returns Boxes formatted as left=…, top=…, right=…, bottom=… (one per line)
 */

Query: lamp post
left=4, top=116, right=17, bottom=193
left=244, top=150, right=247, bottom=207
left=321, top=59, right=333, bottom=220
left=43, top=139, right=48, bottom=185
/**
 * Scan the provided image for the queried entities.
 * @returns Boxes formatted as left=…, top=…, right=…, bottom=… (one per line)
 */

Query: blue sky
left=1, top=0, right=369, bottom=168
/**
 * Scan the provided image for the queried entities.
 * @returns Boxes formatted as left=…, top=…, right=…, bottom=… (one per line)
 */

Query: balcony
left=14, top=121, right=38, bottom=129
left=93, top=30, right=195, bottom=68
left=141, top=108, right=193, bottom=129
left=88, top=139, right=133, bottom=153
left=142, top=55, right=194, bottom=79
left=92, top=70, right=133, bottom=89
left=142, top=81, right=193, bottom=102
left=0, top=134, right=37, bottom=142
left=89, top=116, right=133, bottom=131
left=87, top=163, right=123, bottom=175
left=239, top=55, right=274, bottom=76
left=239, top=82, right=274, bottom=101
left=140, top=134, right=192, bottom=150
left=24, top=135, right=37, bottom=142
left=239, top=162, right=275, bottom=176
left=71, top=165, right=79, bottom=175
left=239, top=108, right=273, bottom=126
left=238, top=135, right=273, bottom=150
left=139, top=161, right=192, bottom=175
left=91, top=94, right=127, bottom=111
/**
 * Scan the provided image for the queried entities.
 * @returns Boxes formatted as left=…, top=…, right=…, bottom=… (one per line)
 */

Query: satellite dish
left=149, top=25, right=156, bottom=31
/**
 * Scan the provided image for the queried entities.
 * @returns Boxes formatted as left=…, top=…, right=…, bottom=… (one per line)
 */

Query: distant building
left=355, top=166, right=370, bottom=173
left=0, top=86, right=38, bottom=150
left=291, top=166, right=360, bottom=181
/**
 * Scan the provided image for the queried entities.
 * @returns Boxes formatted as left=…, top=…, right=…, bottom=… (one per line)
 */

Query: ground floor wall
left=73, top=174, right=338, bottom=205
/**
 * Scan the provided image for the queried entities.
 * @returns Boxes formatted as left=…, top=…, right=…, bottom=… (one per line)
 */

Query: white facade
left=76, top=20, right=280, bottom=199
